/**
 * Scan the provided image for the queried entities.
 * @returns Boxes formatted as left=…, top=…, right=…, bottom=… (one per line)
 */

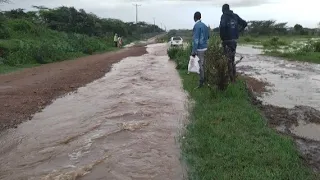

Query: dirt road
left=0, top=43, right=188, bottom=179
left=237, top=46, right=320, bottom=172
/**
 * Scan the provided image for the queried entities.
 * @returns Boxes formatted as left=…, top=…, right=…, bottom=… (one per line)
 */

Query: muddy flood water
left=237, top=45, right=320, bottom=171
left=0, top=44, right=188, bottom=179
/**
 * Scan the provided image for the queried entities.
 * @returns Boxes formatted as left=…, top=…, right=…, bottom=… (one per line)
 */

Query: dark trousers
left=222, top=40, right=237, bottom=82
left=114, top=41, right=118, bottom=47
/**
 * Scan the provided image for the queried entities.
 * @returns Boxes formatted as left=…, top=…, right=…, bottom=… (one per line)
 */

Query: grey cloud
left=120, top=0, right=278, bottom=7
left=1, top=0, right=278, bottom=10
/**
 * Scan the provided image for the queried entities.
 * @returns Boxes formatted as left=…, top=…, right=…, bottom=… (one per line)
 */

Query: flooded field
left=0, top=43, right=188, bottom=179
left=237, top=46, right=320, bottom=171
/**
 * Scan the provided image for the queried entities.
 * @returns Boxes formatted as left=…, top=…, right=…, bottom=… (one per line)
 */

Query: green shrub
left=313, top=41, right=320, bottom=52
left=297, top=40, right=320, bottom=53
left=167, top=47, right=181, bottom=59
left=205, top=36, right=229, bottom=91
left=263, top=36, right=287, bottom=48
left=7, top=19, right=35, bottom=32
left=244, top=37, right=253, bottom=42
left=0, top=25, right=10, bottom=39
left=0, top=19, right=112, bottom=66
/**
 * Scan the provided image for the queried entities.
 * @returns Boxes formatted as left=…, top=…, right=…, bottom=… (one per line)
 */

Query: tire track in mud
left=0, top=43, right=188, bottom=180
left=237, top=46, right=320, bottom=172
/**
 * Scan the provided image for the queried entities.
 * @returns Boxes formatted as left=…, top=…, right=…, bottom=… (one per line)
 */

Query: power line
left=133, top=4, right=141, bottom=24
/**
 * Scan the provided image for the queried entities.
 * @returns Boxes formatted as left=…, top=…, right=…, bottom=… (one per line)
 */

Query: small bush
left=205, top=36, right=229, bottom=91
left=263, top=36, right=287, bottom=48
left=0, top=25, right=10, bottom=39
left=298, top=40, right=320, bottom=53
left=167, top=47, right=181, bottom=59
left=313, top=41, right=320, bottom=52
left=244, top=37, right=253, bottom=42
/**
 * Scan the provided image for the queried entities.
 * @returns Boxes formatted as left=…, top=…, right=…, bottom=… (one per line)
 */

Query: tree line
left=212, top=20, right=320, bottom=36
left=0, top=5, right=164, bottom=67
left=0, top=6, right=164, bottom=39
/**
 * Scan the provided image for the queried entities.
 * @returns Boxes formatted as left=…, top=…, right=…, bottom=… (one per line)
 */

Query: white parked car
left=170, top=36, right=183, bottom=47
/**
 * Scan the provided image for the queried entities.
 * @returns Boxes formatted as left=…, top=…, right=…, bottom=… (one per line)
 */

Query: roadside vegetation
left=167, top=36, right=317, bottom=179
left=0, top=6, right=163, bottom=74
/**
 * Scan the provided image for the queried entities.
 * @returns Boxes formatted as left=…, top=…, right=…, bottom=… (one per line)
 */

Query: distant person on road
left=114, top=33, right=118, bottom=47
left=219, top=4, right=247, bottom=83
left=118, top=36, right=123, bottom=48
left=191, top=11, right=209, bottom=89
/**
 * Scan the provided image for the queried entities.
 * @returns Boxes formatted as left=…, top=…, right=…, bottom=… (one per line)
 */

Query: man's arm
left=219, top=14, right=227, bottom=40
left=236, top=14, right=247, bottom=32
left=192, top=25, right=200, bottom=55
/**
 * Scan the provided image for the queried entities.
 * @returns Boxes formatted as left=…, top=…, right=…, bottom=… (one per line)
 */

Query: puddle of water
left=0, top=43, right=187, bottom=180
left=291, top=121, right=320, bottom=141
left=237, top=46, right=320, bottom=110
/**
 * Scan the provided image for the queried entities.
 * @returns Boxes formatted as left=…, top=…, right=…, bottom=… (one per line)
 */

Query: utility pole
left=153, top=17, right=156, bottom=32
left=133, top=4, right=141, bottom=24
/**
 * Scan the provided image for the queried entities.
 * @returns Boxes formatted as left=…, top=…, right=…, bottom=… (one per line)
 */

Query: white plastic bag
left=188, top=56, right=200, bottom=74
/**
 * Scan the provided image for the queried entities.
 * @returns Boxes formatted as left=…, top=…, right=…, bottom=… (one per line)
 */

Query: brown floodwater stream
left=0, top=43, right=188, bottom=180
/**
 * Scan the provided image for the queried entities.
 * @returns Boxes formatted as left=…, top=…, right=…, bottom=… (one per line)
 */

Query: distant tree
left=246, top=20, right=289, bottom=35
left=294, top=24, right=303, bottom=31
left=294, top=24, right=304, bottom=35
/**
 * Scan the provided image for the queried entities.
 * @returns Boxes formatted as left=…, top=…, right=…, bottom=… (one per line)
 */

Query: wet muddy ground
left=237, top=46, right=320, bottom=172
left=0, top=43, right=187, bottom=179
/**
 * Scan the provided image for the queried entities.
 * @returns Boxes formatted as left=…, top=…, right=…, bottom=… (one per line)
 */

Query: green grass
left=238, top=35, right=317, bottom=45
left=265, top=51, right=320, bottom=64
left=0, top=47, right=119, bottom=74
left=180, top=72, right=317, bottom=180
left=0, top=16, right=155, bottom=74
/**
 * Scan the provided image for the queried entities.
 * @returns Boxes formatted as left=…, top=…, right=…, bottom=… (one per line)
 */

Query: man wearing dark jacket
left=219, top=4, right=247, bottom=82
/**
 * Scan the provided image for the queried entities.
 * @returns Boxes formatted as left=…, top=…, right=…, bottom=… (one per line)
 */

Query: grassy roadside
left=179, top=73, right=316, bottom=179
left=238, top=35, right=317, bottom=45
left=0, top=49, right=117, bottom=74
left=264, top=51, right=320, bottom=64
left=168, top=39, right=317, bottom=179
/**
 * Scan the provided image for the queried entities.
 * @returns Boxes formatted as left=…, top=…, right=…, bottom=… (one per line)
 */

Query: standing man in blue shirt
left=219, top=4, right=247, bottom=83
left=191, top=11, right=209, bottom=88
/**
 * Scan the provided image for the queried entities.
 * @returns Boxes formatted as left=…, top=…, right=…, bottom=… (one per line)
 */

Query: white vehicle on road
left=170, top=36, right=183, bottom=47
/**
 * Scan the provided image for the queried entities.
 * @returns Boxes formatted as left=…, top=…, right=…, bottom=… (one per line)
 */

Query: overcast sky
left=1, top=0, right=319, bottom=30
